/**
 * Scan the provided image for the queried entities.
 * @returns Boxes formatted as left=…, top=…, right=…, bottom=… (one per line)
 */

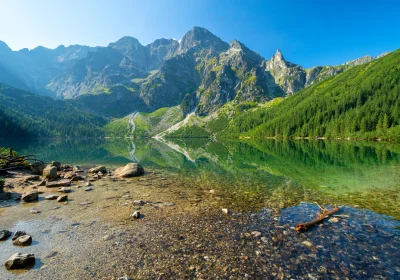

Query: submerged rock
left=0, top=230, right=12, bottom=241
left=21, top=191, right=38, bottom=202
left=4, top=253, right=35, bottom=270
left=115, top=163, right=144, bottom=178
left=43, top=165, right=58, bottom=179
left=12, top=235, right=32, bottom=246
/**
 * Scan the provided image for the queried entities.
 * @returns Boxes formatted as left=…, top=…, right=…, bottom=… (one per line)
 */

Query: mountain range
left=0, top=27, right=388, bottom=118
left=0, top=26, right=398, bottom=141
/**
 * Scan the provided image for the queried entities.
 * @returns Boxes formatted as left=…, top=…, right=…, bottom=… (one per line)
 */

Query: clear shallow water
left=1, top=138, right=400, bottom=218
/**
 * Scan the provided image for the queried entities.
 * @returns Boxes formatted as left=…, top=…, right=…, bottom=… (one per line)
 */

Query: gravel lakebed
left=0, top=166, right=399, bottom=279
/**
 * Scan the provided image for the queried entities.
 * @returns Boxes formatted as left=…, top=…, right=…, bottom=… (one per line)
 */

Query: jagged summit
left=273, top=49, right=284, bottom=60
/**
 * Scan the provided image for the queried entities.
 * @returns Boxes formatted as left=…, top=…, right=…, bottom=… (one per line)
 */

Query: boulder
left=30, top=161, right=46, bottom=175
left=51, top=161, right=61, bottom=171
left=21, top=191, right=38, bottom=202
left=12, top=231, right=26, bottom=241
left=0, top=230, right=12, bottom=241
left=12, top=235, right=32, bottom=246
left=89, top=166, right=106, bottom=173
left=43, top=165, right=58, bottom=180
left=4, top=253, right=35, bottom=270
left=46, top=179, right=71, bottom=188
left=115, top=163, right=144, bottom=178
left=57, top=195, right=68, bottom=202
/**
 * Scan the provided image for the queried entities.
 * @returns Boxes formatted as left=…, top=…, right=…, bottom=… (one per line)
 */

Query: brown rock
left=4, top=253, right=35, bottom=270
left=21, top=191, right=38, bottom=202
left=57, top=195, right=68, bottom=202
left=46, top=179, right=71, bottom=188
left=12, top=235, right=32, bottom=246
left=115, top=163, right=144, bottom=178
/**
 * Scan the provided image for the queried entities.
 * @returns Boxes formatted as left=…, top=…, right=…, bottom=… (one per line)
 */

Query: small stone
left=85, top=187, right=93, bottom=191
left=132, top=211, right=140, bottom=219
left=57, top=195, right=68, bottom=202
left=132, top=200, right=144, bottom=206
left=0, top=230, right=12, bottom=241
left=260, top=237, right=268, bottom=244
left=12, top=235, right=33, bottom=246
left=251, top=231, right=262, bottom=238
left=222, top=208, right=229, bottom=215
left=58, top=187, right=71, bottom=193
left=86, top=182, right=92, bottom=186
left=103, top=234, right=115, bottom=241
left=302, top=241, right=313, bottom=248
left=30, top=209, right=41, bottom=214
left=21, top=191, right=38, bottom=202
left=4, top=253, right=35, bottom=270
left=329, top=217, right=339, bottom=223
left=45, top=195, right=59, bottom=200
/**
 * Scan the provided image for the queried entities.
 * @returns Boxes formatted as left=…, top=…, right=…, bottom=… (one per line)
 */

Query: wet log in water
left=296, top=206, right=340, bottom=231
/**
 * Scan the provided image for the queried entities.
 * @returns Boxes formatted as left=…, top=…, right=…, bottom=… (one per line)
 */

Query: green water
left=1, top=138, right=400, bottom=219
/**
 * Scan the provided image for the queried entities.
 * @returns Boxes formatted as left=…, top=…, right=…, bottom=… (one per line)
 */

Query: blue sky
left=0, top=0, right=399, bottom=67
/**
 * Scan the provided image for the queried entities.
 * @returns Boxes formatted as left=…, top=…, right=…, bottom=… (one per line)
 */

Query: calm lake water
left=2, top=138, right=400, bottom=219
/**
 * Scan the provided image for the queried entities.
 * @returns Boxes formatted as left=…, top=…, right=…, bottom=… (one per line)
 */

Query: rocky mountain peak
left=175, top=26, right=229, bottom=55
left=273, top=49, right=285, bottom=61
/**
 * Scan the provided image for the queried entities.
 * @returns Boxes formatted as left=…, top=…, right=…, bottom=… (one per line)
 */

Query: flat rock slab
left=4, top=253, right=35, bottom=270
left=46, top=179, right=71, bottom=188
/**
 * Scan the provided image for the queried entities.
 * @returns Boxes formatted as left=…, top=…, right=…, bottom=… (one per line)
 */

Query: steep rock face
left=146, top=39, right=179, bottom=70
left=265, top=50, right=307, bottom=94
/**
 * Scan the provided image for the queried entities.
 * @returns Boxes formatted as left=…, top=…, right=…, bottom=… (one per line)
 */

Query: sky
left=0, top=0, right=399, bottom=67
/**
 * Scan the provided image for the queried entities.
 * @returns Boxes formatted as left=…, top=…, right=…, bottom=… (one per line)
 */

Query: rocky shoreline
left=0, top=161, right=400, bottom=279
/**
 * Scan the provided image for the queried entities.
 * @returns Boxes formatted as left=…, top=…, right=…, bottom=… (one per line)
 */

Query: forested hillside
left=223, top=49, right=400, bottom=140
left=0, top=84, right=107, bottom=138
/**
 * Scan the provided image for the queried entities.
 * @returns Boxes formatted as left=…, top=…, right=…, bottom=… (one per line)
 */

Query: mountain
left=0, top=27, right=388, bottom=119
left=0, top=84, right=106, bottom=138
left=154, top=48, right=400, bottom=141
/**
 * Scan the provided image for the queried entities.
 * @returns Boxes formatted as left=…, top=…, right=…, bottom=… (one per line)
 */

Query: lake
left=2, top=137, right=400, bottom=219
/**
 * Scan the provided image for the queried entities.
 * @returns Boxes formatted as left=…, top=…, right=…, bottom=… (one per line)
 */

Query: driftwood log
left=296, top=205, right=340, bottom=231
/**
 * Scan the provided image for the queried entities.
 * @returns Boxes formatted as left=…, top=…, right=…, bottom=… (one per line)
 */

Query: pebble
left=30, top=209, right=41, bottom=214
left=57, top=195, right=68, bottom=202
left=132, top=211, right=140, bottom=219
left=45, top=195, right=59, bottom=200
left=58, top=187, right=71, bottom=193
left=251, top=231, right=262, bottom=238
left=222, top=208, right=229, bottom=215
left=85, top=187, right=93, bottom=191
left=86, top=182, right=92, bottom=186
left=302, top=241, right=313, bottom=248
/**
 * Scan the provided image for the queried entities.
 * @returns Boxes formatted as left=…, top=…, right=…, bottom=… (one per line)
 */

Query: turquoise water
left=1, top=138, right=400, bottom=219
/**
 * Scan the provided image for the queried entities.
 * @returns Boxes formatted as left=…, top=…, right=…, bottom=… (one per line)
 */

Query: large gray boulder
left=115, top=163, right=144, bottom=178
left=4, top=253, right=35, bottom=270
left=43, top=165, right=58, bottom=179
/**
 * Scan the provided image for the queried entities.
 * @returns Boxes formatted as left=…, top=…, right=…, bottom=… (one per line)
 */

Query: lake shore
left=1, top=164, right=400, bottom=279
